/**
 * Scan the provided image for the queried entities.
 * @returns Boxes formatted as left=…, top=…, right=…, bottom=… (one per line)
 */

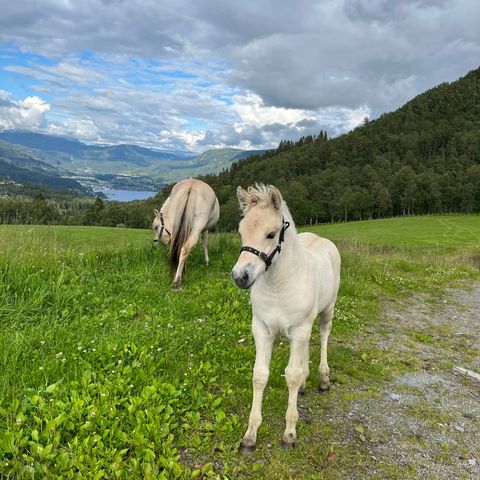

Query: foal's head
left=152, top=209, right=171, bottom=246
left=232, top=184, right=286, bottom=289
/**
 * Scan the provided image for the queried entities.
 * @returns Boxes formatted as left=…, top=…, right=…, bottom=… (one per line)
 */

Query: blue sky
left=0, top=0, right=479, bottom=152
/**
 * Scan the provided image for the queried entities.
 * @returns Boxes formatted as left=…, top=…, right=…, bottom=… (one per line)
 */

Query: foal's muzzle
left=232, top=266, right=254, bottom=289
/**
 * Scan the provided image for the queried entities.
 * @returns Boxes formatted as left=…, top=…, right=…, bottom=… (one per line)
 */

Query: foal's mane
left=240, top=183, right=280, bottom=214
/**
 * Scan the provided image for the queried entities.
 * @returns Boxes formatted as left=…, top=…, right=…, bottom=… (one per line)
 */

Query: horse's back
left=170, top=178, right=218, bottom=230
left=298, top=232, right=340, bottom=266
left=298, top=232, right=341, bottom=304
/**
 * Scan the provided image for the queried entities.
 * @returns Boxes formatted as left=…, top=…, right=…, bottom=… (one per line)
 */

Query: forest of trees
left=1, top=67, right=479, bottom=230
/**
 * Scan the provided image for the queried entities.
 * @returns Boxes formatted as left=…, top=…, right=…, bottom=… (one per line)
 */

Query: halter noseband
left=153, top=212, right=171, bottom=244
left=240, top=219, right=290, bottom=270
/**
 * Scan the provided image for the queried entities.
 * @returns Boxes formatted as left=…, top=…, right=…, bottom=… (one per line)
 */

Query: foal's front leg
left=283, top=332, right=310, bottom=447
left=240, top=328, right=274, bottom=452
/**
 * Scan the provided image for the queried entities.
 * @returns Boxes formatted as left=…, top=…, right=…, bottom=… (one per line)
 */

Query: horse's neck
left=161, top=197, right=171, bottom=225
left=263, top=208, right=306, bottom=286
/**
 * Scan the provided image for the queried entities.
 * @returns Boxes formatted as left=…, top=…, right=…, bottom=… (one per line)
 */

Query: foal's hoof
left=280, top=439, right=296, bottom=449
left=319, top=380, right=331, bottom=393
left=238, top=443, right=256, bottom=455
left=171, top=283, right=182, bottom=291
left=318, top=385, right=330, bottom=394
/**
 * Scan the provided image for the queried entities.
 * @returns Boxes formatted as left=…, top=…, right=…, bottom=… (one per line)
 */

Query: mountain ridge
left=0, top=131, right=266, bottom=194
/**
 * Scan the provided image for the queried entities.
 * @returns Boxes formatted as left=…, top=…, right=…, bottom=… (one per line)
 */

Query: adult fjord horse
left=232, top=184, right=341, bottom=450
left=152, top=179, right=219, bottom=289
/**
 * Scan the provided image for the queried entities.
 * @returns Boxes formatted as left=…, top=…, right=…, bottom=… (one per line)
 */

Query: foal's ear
left=154, top=208, right=160, bottom=216
left=237, top=186, right=250, bottom=212
left=269, top=186, right=283, bottom=212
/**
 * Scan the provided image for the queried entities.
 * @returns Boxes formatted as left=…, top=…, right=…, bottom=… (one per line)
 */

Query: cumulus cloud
left=0, top=91, right=50, bottom=130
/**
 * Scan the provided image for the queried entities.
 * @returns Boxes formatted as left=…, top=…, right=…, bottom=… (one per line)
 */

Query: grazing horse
left=231, top=184, right=341, bottom=451
left=152, top=179, right=219, bottom=289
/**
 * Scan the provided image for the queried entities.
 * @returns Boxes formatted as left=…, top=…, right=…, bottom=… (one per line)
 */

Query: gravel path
left=303, top=283, right=480, bottom=479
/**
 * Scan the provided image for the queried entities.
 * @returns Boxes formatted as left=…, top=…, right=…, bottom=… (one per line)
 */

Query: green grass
left=0, top=216, right=479, bottom=479
left=309, top=215, right=480, bottom=252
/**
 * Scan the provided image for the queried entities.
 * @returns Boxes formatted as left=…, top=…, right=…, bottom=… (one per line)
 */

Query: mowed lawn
left=0, top=216, right=479, bottom=479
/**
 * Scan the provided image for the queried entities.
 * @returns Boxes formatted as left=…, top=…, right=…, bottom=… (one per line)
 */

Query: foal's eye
left=266, top=232, right=276, bottom=239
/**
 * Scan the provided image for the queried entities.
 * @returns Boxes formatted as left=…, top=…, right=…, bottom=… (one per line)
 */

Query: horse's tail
left=169, top=183, right=195, bottom=273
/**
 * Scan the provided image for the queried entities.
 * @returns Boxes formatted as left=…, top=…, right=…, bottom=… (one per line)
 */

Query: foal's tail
left=169, top=182, right=195, bottom=273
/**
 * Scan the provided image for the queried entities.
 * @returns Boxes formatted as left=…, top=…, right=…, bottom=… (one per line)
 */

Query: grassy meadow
left=0, top=215, right=479, bottom=479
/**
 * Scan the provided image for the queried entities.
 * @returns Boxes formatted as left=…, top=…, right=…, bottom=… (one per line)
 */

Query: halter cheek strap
left=153, top=212, right=171, bottom=243
left=240, top=219, right=290, bottom=270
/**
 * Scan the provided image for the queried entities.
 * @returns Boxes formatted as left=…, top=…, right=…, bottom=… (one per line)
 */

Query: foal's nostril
left=232, top=268, right=251, bottom=289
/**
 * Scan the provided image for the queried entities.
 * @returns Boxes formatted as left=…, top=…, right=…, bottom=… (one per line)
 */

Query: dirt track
left=301, top=283, right=480, bottom=479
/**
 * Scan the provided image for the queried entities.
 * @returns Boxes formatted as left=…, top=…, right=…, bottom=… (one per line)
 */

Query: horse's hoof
left=318, top=383, right=330, bottom=393
left=238, top=443, right=255, bottom=455
left=280, top=439, right=296, bottom=449
left=172, top=283, right=182, bottom=291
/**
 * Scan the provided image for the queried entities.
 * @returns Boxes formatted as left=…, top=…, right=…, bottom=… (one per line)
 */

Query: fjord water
left=101, top=189, right=156, bottom=201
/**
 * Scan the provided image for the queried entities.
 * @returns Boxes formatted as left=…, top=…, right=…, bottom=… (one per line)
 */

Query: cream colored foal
left=232, top=184, right=341, bottom=450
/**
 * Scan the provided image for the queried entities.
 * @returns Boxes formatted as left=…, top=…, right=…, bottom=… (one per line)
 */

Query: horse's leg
left=298, top=340, right=310, bottom=395
left=319, top=306, right=334, bottom=391
left=172, top=233, right=199, bottom=289
left=283, top=333, right=310, bottom=447
left=240, top=330, right=274, bottom=452
left=201, top=230, right=209, bottom=265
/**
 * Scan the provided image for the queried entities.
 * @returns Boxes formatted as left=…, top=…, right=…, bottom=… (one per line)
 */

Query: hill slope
left=201, top=67, right=480, bottom=230
left=0, top=140, right=87, bottom=193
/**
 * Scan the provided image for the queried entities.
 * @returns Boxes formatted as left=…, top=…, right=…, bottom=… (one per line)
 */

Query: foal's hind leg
left=318, top=306, right=334, bottom=391
left=172, top=233, right=199, bottom=289
left=299, top=341, right=309, bottom=395
left=201, top=230, right=209, bottom=265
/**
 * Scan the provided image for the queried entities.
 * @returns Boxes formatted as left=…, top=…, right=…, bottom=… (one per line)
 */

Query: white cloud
left=344, top=105, right=371, bottom=131
left=47, top=118, right=101, bottom=142
left=231, top=93, right=315, bottom=128
left=0, top=91, right=50, bottom=130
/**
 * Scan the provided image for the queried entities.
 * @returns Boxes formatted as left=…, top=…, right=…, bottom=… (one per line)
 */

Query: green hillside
left=0, top=140, right=87, bottom=193
left=202, top=67, right=480, bottom=230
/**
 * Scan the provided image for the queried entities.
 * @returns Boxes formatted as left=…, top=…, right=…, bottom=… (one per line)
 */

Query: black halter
left=240, top=219, right=290, bottom=270
left=153, top=212, right=171, bottom=244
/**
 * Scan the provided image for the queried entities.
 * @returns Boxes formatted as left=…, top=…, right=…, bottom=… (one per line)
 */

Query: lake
left=100, top=189, right=157, bottom=202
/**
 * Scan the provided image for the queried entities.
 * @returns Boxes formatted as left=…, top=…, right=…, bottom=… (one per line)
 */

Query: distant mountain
left=0, top=140, right=87, bottom=193
left=0, top=131, right=265, bottom=191
left=0, top=131, right=194, bottom=174
left=0, top=131, right=85, bottom=154
left=143, top=147, right=267, bottom=184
